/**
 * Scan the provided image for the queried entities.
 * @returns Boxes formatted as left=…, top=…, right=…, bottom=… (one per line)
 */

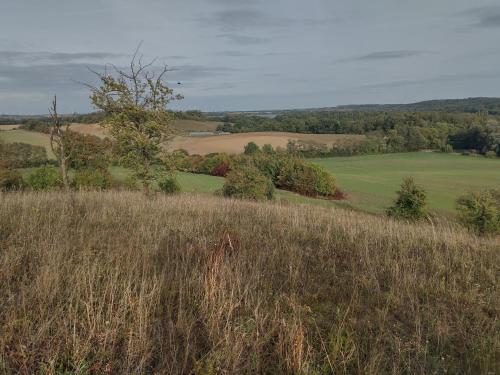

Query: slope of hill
left=1, top=192, right=498, bottom=374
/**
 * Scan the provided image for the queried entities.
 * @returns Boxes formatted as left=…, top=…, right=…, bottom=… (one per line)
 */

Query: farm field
left=0, top=124, right=20, bottom=130
left=312, top=152, right=500, bottom=214
left=67, top=119, right=222, bottom=138
left=169, top=132, right=364, bottom=155
left=1, top=127, right=364, bottom=156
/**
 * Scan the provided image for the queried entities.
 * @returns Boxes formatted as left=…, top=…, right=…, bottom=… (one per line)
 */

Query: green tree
left=386, top=177, right=428, bottom=221
left=456, top=190, right=500, bottom=235
left=244, top=142, right=260, bottom=155
left=89, top=47, right=183, bottom=193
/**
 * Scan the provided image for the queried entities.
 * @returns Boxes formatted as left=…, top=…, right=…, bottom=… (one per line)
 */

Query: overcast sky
left=1, top=0, right=500, bottom=114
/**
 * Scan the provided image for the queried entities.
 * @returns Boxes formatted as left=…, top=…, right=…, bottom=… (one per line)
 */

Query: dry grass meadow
left=0, top=192, right=498, bottom=374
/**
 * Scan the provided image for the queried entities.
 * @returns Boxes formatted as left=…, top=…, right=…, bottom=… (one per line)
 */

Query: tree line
left=217, top=111, right=500, bottom=156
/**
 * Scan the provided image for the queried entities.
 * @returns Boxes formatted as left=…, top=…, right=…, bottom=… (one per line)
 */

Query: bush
left=441, top=144, right=453, bottom=153
left=0, top=142, right=49, bottom=168
left=158, top=175, right=181, bottom=194
left=386, top=177, right=428, bottom=221
left=223, top=166, right=274, bottom=201
left=0, top=168, right=23, bottom=191
left=27, top=166, right=63, bottom=191
left=73, top=168, right=112, bottom=190
left=199, top=153, right=231, bottom=176
left=277, top=159, right=336, bottom=197
left=456, top=189, right=500, bottom=234
left=484, top=151, right=497, bottom=158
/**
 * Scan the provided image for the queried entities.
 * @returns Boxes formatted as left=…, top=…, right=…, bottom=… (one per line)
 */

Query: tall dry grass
left=0, top=192, right=498, bottom=374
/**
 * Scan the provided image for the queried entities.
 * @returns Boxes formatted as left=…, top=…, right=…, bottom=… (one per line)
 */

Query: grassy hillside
left=0, top=192, right=497, bottom=374
left=0, top=129, right=54, bottom=158
left=313, top=152, right=500, bottom=214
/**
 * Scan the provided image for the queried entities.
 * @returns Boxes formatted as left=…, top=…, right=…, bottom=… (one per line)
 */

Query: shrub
left=456, top=189, right=500, bottom=234
left=386, top=177, right=428, bottom=221
left=0, top=142, right=49, bottom=168
left=0, top=168, right=23, bottom=191
left=27, top=166, right=63, bottom=191
left=484, top=151, right=497, bottom=158
left=212, top=162, right=230, bottom=177
left=441, top=144, right=453, bottom=153
left=244, top=141, right=260, bottom=155
left=158, top=175, right=181, bottom=194
left=223, top=166, right=274, bottom=201
left=199, top=153, right=231, bottom=176
left=277, top=159, right=336, bottom=197
left=73, top=168, right=112, bottom=190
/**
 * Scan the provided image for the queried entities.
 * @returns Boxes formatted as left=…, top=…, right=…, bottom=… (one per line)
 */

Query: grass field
left=0, top=129, right=54, bottom=158
left=1, top=192, right=498, bottom=373
left=312, top=152, right=500, bottom=214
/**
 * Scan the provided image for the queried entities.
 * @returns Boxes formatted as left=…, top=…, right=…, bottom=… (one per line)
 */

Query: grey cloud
left=456, top=6, right=500, bottom=28
left=337, top=50, right=426, bottom=63
left=217, top=34, right=269, bottom=45
left=360, top=71, right=500, bottom=90
left=0, top=51, right=121, bottom=66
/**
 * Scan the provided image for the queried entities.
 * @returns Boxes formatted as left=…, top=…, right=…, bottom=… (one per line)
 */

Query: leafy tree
left=386, top=177, right=428, bottom=221
left=64, top=131, right=111, bottom=171
left=244, top=142, right=260, bottom=155
left=456, top=190, right=499, bottom=234
left=89, top=47, right=183, bottom=193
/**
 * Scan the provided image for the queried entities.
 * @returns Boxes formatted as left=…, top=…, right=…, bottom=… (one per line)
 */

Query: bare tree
left=48, top=96, right=70, bottom=190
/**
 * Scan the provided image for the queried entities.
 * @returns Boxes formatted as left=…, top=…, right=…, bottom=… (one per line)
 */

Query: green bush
left=223, top=166, right=274, bottom=201
left=73, top=168, right=112, bottom=190
left=27, top=166, right=63, bottom=191
left=0, top=168, right=23, bottom=191
left=158, top=175, right=181, bottom=194
left=386, top=177, right=428, bottom=221
left=456, top=189, right=500, bottom=235
left=277, top=158, right=336, bottom=197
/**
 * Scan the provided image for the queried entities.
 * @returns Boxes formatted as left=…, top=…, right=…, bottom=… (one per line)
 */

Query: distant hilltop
left=209, top=97, right=500, bottom=117
left=2, top=97, right=500, bottom=121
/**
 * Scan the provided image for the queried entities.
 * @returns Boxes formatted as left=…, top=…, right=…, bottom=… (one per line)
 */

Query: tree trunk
left=60, top=144, right=70, bottom=191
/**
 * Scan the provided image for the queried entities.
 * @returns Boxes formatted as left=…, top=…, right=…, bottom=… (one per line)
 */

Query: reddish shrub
left=212, top=162, right=230, bottom=177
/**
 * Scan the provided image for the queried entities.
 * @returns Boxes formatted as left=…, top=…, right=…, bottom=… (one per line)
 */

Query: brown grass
left=0, top=192, right=498, bottom=374
left=170, top=132, right=365, bottom=155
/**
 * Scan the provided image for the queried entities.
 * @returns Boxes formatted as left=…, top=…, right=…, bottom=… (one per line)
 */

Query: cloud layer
left=0, top=0, right=499, bottom=114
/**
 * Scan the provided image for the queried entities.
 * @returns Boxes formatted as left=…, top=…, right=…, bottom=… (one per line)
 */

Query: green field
left=312, top=152, right=500, bottom=214
left=0, top=130, right=54, bottom=158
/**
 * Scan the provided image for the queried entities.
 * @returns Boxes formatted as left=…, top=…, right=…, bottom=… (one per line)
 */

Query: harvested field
left=170, top=132, right=365, bottom=155
left=67, top=120, right=222, bottom=138
left=0, top=125, right=21, bottom=131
